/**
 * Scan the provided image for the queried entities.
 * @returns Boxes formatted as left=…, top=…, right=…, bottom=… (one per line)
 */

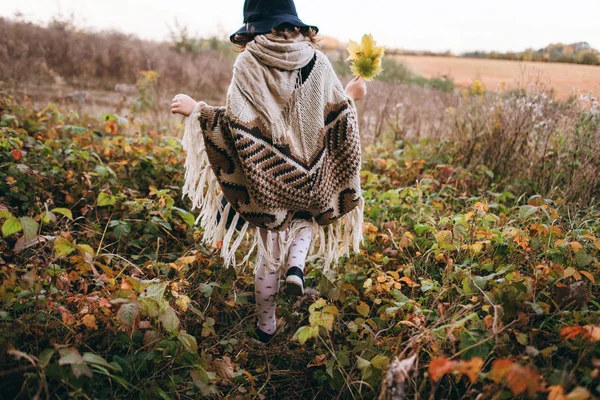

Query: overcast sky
left=2, top=0, right=599, bottom=53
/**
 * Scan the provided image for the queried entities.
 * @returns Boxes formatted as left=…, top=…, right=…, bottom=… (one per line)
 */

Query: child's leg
left=287, top=227, right=312, bottom=272
left=284, top=227, right=313, bottom=295
left=254, top=229, right=281, bottom=335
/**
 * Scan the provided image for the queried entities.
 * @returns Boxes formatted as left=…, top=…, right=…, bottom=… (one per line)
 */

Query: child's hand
left=345, top=76, right=367, bottom=102
left=171, top=94, right=197, bottom=116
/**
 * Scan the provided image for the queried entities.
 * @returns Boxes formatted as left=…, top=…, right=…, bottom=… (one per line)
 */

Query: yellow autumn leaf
left=176, top=295, right=191, bottom=312
left=356, top=301, right=370, bottom=317
left=82, top=314, right=98, bottom=330
left=347, top=34, right=386, bottom=81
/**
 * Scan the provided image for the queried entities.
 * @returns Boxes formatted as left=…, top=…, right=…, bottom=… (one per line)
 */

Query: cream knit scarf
left=181, top=34, right=364, bottom=273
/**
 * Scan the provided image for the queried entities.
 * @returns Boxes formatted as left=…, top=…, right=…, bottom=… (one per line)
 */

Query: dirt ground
left=395, top=55, right=600, bottom=100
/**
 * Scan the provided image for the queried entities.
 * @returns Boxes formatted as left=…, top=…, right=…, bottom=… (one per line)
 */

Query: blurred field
left=395, top=55, right=600, bottom=99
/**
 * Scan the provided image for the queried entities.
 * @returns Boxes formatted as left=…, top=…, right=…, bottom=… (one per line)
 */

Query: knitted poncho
left=181, top=34, right=364, bottom=272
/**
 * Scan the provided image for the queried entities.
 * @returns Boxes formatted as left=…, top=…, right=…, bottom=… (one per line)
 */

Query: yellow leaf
left=435, top=230, right=453, bottom=245
left=82, top=314, right=98, bottom=330
left=347, top=40, right=361, bottom=62
left=176, top=295, right=191, bottom=312
left=346, top=34, right=386, bottom=81
left=177, top=256, right=197, bottom=266
left=470, top=242, right=484, bottom=255
left=356, top=301, right=370, bottom=317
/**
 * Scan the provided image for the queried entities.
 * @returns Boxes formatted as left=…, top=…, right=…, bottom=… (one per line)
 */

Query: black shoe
left=284, top=267, right=304, bottom=296
left=255, top=327, right=275, bottom=344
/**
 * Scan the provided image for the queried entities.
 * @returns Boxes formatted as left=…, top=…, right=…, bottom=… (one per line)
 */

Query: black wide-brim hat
left=230, top=0, right=319, bottom=42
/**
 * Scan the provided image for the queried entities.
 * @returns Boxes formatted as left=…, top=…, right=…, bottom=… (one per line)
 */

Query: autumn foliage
left=1, top=76, right=599, bottom=398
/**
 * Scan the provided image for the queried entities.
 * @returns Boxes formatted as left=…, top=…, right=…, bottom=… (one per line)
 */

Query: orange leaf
left=569, top=241, right=583, bottom=252
left=474, top=202, right=489, bottom=213
left=61, top=310, right=76, bottom=326
left=560, top=326, right=585, bottom=341
left=458, top=357, right=484, bottom=383
left=548, top=385, right=566, bottom=400
left=579, top=271, right=595, bottom=284
left=341, top=283, right=359, bottom=295
left=11, top=149, right=22, bottom=161
left=399, top=276, right=416, bottom=286
left=506, top=364, right=540, bottom=397
left=429, top=357, right=458, bottom=382
left=489, top=359, right=514, bottom=383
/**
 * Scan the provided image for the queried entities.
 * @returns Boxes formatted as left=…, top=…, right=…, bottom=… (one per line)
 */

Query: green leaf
left=0, top=210, right=13, bottom=219
left=54, top=237, right=77, bottom=257
left=159, top=306, right=180, bottom=334
left=292, top=325, right=318, bottom=344
left=519, top=205, right=539, bottom=219
left=110, top=220, right=131, bottom=239
left=142, top=282, right=169, bottom=303
left=83, top=353, right=120, bottom=371
left=40, top=211, right=57, bottom=225
left=39, top=349, right=55, bottom=368
left=20, top=217, right=39, bottom=241
left=58, top=348, right=92, bottom=378
left=52, top=208, right=73, bottom=220
left=356, top=356, right=371, bottom=371
left=177, top=331, right=198, bottom=353
left=117, top=302, right=140, bottom=328
left=371, top=354, right=390, bottom=370
left=138, top=298, right=163, bottom=318
left=191, top=369, right=218, bottom=396
left=63, top=125, right=87, bottom=134
left=174, top=207, right=196, bottom=228
left=2, top=217, right=22, bottom=237
left=575, top=251, right=594, bottom=267
left=97, top=192, right=116, bottom=207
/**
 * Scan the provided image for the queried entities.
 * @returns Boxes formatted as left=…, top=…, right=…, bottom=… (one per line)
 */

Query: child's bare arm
left=171, top=94, right=197, bottom=117
left=345, top=76, right=367, bottom=102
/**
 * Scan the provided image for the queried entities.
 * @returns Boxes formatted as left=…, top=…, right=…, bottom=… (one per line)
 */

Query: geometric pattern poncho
left=181, top=47, right=364, bottom=272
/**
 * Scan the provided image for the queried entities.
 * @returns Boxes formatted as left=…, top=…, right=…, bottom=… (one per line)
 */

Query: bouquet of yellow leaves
left=347, top=34, right=386, bottom=81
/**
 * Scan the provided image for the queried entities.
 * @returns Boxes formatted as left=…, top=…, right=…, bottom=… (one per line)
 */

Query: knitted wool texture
left=181, top=35, right=364, bottom=272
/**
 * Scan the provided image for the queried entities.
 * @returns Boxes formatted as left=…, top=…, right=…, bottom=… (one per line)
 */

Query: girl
left=171, top=0, right=367, bottom=343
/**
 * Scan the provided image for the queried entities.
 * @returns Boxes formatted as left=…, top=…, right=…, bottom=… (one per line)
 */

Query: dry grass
left=395, top=55, right=600, bottom=100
